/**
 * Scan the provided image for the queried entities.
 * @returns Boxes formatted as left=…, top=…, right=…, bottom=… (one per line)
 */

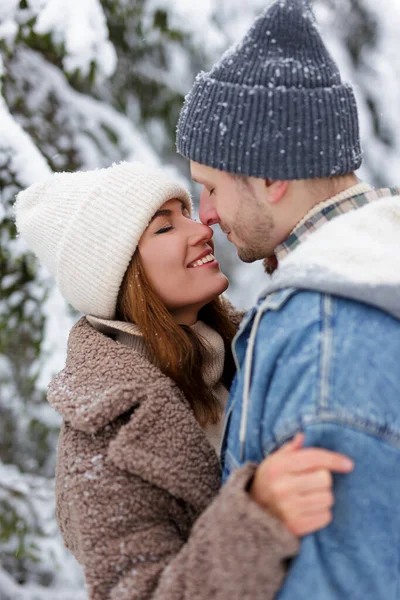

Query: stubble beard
left=233, top=213, right=275, bottom=263
left=237, top=245, right=262, bottom=263
left=231, top=177, right=276, bottom=263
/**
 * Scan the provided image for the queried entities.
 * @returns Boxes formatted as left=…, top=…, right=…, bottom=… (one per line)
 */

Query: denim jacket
left=222, top=191, right=400, bottom=599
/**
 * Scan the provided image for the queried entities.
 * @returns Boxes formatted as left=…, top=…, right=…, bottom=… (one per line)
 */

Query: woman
left=15, top=162, right=352, bottom=600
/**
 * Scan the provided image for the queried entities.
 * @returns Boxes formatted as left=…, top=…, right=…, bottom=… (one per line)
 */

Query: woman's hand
left=248, top=433, right=354, bottom=537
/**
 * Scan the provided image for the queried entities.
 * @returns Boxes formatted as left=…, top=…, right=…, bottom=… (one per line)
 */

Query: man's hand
left=249, top=433, right=354, bottom=537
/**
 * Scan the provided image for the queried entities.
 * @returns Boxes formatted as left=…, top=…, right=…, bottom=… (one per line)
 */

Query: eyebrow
left=149, top=201, right=186, bottom=224
left=150, top=209, right=172, bottom=223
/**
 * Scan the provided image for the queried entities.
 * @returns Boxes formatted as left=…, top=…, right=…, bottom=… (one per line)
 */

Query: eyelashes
left=155, top=226, right=173, bottom=235
left=154, top=209, right=193, bottom=234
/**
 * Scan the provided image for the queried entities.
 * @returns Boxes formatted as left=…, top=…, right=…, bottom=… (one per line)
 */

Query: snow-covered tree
left=1, top=0, right=400, bottom=597
left=0, top=1, right=198, bottom=596
left=315, top=0, right=400, bottom=186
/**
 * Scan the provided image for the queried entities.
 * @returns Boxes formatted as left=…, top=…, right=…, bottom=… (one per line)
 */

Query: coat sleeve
left=71, top=463, right=298, bottom=600
left=150, top=463, right=299, bottom=600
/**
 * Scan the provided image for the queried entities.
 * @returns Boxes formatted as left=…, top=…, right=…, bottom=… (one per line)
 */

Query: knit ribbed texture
left=176, top=0, right=362, bottom=180
left=14, top=162, right=192, bottom=319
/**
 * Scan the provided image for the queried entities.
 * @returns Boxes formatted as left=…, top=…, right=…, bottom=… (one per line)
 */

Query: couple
left=15, top=1, right=400, bottom=599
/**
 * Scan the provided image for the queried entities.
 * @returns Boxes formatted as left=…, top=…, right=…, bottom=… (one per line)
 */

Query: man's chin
left=237, top=247, right=259, bottom=263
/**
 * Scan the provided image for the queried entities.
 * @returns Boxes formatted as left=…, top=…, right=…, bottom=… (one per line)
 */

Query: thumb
left=279, top=432, right=305, bottom=454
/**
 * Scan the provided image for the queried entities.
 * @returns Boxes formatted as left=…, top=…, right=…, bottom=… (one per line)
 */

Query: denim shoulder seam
left=263, top=411, right=400, bottom=455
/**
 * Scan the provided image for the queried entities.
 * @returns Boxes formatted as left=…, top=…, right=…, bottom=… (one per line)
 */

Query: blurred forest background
left=1, top=0, right=400, bottom=597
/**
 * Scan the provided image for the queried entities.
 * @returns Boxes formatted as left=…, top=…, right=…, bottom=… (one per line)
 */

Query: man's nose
left=199, top=189, right=219, bottom=226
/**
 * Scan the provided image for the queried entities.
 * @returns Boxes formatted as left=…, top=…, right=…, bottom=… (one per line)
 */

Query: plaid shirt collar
left=274, top=182, right=389, bottom=264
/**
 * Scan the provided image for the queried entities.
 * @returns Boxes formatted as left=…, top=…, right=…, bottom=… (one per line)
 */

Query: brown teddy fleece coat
left=48, top=317, right=298, bottom=600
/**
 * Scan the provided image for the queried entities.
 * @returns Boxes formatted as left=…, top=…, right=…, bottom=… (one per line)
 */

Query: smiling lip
left=190, top=259, right=219, bottom=269
left=187, top=248, right=214, bottom=268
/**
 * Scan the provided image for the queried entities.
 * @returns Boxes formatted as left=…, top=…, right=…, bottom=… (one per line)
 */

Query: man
left=177, top=0, right=400, bottom=598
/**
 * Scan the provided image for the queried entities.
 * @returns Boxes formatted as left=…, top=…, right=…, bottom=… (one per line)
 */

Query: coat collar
left=107, top=382, right=221, bottom=511
left=48, top=317, right=221, bottom=510
left=48, top=317, right=159, bottom=432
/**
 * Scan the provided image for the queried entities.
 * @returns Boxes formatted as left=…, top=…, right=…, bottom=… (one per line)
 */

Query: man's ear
left=265, top=180, right=289, bottom=204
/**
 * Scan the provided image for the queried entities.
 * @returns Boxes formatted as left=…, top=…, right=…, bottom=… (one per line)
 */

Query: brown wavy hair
left=116, top=251, right=237, bottom=426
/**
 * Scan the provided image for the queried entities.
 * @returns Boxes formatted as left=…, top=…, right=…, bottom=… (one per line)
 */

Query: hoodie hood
left=259, top=189, right=400, bottom=320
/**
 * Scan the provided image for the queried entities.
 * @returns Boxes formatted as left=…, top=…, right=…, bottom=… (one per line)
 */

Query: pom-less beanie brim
left=177, top=74, right=361, bottom=180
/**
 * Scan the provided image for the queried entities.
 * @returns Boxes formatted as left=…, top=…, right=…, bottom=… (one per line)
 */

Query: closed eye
left=154, top=202, right=190, bottom=234
left=155, top=226, right=173, bottom=234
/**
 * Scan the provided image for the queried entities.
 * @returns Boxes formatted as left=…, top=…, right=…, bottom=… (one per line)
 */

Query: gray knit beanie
left=176, top=0, right=362, bottom=180
left=14, top=162, right=192, bottom=319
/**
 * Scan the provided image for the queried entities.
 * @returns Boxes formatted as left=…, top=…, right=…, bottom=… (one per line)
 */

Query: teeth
left=190, top=253, right=215, bottom=268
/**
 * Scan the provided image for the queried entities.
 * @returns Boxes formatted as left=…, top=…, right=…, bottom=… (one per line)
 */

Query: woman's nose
left=199, top=189, right=219, bottom=226
left=188, top=220, right=213, bottom=245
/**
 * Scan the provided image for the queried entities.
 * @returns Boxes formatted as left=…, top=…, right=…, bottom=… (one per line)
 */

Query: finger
left=278, top=433, right=305, bottom=454
left=266, top=470, right=333, bottom=505
left=289, top=448, right=354, bottom=474
left=291, top=469, right=333, bottom=494
left=286, top=511, right=332, bottom=537
left=295, top=490, right=335, bottom=513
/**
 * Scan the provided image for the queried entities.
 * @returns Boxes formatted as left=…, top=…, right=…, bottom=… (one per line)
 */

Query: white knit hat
left=14, top=161, right=192, bottom=319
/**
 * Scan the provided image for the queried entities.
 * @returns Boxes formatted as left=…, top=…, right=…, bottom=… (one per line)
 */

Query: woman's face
left=138, top=198, right=229, bottom=324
